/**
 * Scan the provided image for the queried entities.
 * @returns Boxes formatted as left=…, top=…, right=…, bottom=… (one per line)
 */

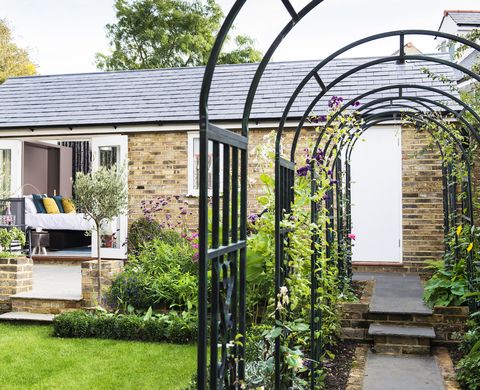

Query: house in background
left=0, top=51, right=459, bottom=273
left=437, top=9, right=480, bottom=88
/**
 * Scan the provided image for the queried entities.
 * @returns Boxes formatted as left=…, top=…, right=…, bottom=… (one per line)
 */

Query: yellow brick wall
left=127, top=126, right=445, bottom=267
left=401, top=127, right=444, bottom=266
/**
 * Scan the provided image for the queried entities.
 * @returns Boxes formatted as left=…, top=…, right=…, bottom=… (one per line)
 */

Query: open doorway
left=0, top=135, right=128, bottom=261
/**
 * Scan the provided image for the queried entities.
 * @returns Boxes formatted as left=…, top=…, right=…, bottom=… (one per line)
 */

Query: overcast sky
left=1, top=0, right=479, bottom=75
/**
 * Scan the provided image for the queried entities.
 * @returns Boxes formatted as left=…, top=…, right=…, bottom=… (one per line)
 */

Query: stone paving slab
left=369, top=323, right=436, bottom=338
left=0, top=311, right=54, bottom=322
left=363, top=351, right=444, bottom=390
left=354, top=272, right=432, bottom=315
left=13, top=264, right=82, bottom=300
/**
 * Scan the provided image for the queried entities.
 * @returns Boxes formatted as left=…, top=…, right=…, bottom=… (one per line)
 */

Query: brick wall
left=81, top=260, right=124, bottom=307
left=127, top=125, right=445, bottom=269
left=401, top=127, right=444, bottom=267
left=0, top=256, right=32, bottom=313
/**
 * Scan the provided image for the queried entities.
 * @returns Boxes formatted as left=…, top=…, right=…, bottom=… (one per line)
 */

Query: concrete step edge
left=10, top=295, right=83, bottom=302
left=0, top=311, right=54, bottom=323
left=368, top=323, right=436, bottom=338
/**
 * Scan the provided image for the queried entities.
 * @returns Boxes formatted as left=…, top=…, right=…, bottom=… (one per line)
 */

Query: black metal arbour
left=198, top=1, right=480, bottom=388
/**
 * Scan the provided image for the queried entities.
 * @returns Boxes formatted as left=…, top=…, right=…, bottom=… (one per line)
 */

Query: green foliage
left=127, top=217, right=184, bottom=254
left=423, top=258, right=468, bottom=307
left=0, top=227, right=25, bottom=254
left=244, top=102, right=363, bottom=386
left=109, top=236, right=198, bottom=311
left=456, top=319, right=480, bottom=390
left=0, top=19, right=36, bottom=83
left=53, top=309, right=197, bottom=343
left=96, top=0, right=262, bottom=70
left=74, top=165, right=128, bottom=228
left=74, top=164, right=128, bottom=302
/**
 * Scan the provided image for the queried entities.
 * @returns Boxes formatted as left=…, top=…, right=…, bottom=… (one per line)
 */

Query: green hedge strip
left=53, top=311, right=197, bottom=344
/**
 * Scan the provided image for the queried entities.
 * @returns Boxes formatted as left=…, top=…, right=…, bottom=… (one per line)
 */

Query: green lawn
left=0, top=323, right=196, bottom=390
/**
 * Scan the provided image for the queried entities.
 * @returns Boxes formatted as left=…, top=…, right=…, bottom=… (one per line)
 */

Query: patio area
left=14, top=264, right=82, bottom=300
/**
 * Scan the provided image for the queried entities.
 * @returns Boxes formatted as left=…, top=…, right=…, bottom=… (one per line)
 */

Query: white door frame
left=0, top=140, right=23, bottom=197
left=91, top=135, right=128, bottom=259
left=350, top=125, right=403, bottom=263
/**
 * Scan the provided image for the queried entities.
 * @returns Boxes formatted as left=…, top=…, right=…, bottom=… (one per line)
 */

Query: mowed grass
left=0, top=323, right=196, bottom=390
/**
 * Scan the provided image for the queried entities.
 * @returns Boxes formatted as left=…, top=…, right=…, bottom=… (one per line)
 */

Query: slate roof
left=445, top=10, right=480, bottom=26
left=0, top=53, right=459, bottom=129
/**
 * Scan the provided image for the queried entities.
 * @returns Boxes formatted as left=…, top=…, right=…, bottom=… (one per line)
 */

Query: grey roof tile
left=0, top=53, right=460, bottom=128
left=447, top=11, right=480, bottom=26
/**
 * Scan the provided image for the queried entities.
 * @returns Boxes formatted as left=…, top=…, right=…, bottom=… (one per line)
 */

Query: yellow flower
left=456, top=225, right=463, bottom=236
left=467, top=243, right=473, bottom=253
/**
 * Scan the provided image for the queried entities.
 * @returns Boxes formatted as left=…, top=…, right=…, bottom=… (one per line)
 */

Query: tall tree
left=95, top=0, right=262, bottom=70
left=0, top=20, right=36, bottom=83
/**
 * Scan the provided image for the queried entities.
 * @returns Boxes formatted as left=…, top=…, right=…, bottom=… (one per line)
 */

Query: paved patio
left=14, top=264, right=82, bottom=300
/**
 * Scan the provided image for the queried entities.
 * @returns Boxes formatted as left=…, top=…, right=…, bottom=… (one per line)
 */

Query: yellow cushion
left=62, top=198, right=76, bottom=214
left=42, top=197, right=60, bottom=214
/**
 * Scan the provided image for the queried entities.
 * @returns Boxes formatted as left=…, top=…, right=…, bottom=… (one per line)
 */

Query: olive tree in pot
left=74, top=165, right=128, bottom=304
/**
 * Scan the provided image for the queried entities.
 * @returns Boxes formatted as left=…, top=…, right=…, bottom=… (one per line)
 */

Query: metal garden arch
left=198, top=1, right=480, bottom=388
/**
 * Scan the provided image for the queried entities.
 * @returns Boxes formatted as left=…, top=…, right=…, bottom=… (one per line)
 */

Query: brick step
left=0, top=311, right=54, bottom=322
left=368, top=323, right=435, bottom=355
left=10, top=296, right=83, bottom=315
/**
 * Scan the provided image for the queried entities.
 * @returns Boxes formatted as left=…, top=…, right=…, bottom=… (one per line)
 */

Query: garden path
left=353, top=272, right=445, bottom=390
left=362, top=351, right=444, bottom=390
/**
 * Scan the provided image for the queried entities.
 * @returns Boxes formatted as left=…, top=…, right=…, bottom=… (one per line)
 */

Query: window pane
left=99, top=146, right=119, bottom=169
left=192, top=138, right=217, bottom=192
left=193, top=138, right=200, bottom=191
left=0, top=149, right=11, bottom=197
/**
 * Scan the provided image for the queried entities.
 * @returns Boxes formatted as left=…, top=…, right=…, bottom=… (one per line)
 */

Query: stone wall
left=127, top=125, right=445, bottom=270
left=81, top=260, right=124, bottom=307
left=0, top=256, right=32, bottom=313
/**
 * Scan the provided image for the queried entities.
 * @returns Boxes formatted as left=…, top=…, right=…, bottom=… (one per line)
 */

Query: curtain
left=58, top=141, right=91, bottom=181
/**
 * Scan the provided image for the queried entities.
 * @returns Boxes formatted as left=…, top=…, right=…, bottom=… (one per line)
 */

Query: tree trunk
left=97, top=227, right=102, bottom=305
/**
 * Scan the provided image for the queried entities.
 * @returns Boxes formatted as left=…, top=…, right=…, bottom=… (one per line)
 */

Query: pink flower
left=347, top=233, right=356, bottom=240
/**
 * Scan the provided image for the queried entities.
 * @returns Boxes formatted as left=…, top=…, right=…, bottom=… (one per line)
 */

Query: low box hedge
left=53, top=310, right=197, bottom=344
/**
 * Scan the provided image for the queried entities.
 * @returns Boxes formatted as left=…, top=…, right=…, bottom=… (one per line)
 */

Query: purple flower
left=328, top=95, right=344, bottom=109
left=248, top=214, right=259, bottom=223
left=353, top=101, right=361, bottom=107
left=297, top=165, right=310, bottom=177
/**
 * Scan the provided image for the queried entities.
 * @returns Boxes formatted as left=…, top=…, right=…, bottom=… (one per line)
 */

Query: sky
left=0, top=0, right=479, bottom=75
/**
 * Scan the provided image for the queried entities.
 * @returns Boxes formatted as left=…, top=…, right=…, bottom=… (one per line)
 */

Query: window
left=0, top=149, right=11, bottom=197
left=188, top=132, right=223, bottom=196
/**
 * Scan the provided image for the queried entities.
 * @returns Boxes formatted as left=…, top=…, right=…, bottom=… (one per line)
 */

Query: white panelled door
left=91, top=136, right=128, bottom=259
left=350, top=126, right=402, bottom=263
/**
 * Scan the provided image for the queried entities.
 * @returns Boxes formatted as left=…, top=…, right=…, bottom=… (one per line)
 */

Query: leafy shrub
left=456, top=319, right=480, bottom=390
left=109, top=236, right=198, bottom=311
left=53, top=310, right=196, bottom=343
left=128, top=217, right=185, bottom=254
left=423, top=259, right=468, bottom=307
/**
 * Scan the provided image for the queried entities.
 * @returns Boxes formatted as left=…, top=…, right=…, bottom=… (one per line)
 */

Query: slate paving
left=362, top=352, right=444, bottom=390
left=353, top=272, right=432, bottom=314
left=353, top=272, right=445, bottom=389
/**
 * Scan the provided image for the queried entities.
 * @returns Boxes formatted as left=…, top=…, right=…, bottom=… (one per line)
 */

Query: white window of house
left=0, top=141, right=22, bottom=197
left=188, top=132, right=223, bottom=196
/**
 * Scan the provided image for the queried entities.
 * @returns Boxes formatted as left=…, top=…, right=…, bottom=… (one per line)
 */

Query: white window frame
left=187, top=132, right=223, bottom=197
